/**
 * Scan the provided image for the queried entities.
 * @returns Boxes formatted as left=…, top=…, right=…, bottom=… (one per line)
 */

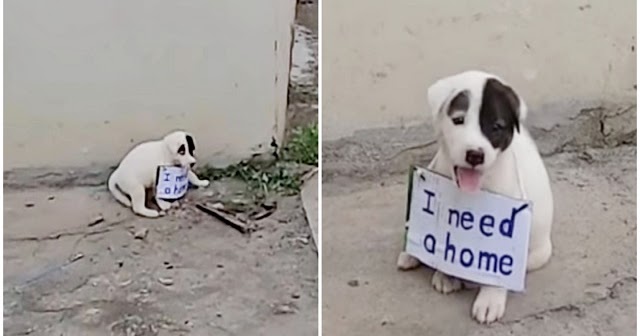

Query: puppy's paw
left=196, top=179, right=210, bottom=188
left=136, top=209, right=160, bottom=218
left=472, top=286, right=507, bottom=324
left=431, top=271, right=462, bottom=294
left=156, top=199, right=173, bottom=211
left=397, top=252, right=420, bottom=271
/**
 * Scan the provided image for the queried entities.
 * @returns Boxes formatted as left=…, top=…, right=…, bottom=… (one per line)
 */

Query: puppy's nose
left=189, top=162, right=195, bottom=168
left=465, top=150, right=484, bottom=167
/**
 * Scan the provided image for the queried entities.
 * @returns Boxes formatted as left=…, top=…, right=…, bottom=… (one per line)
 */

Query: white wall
left=5, top=0, right=296, bottom=169
left=323, top=0, right=636, bottom=140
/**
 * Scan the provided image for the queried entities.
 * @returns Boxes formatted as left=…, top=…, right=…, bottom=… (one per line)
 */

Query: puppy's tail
left=108, top=172, right=132, bottom=207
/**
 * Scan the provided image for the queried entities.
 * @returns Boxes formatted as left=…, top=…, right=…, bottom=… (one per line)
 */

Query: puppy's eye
left=452, top=116, right=465, bottom=125
left=177, top=145, right=186, bottom=155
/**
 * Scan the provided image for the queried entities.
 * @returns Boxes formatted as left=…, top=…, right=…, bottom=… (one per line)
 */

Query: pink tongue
left=456, top=167, right=481, bottom=192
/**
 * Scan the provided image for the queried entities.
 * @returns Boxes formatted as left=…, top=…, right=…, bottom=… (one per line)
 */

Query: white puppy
left=397, top=71, right=554, bottom=323
left=108, top=130, right=210, bottom=218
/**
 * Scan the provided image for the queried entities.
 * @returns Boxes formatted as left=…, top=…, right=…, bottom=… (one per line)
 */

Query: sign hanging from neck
left=404, top=166, right=532, bottom=291
left=156, top=166, right=189, bottom=200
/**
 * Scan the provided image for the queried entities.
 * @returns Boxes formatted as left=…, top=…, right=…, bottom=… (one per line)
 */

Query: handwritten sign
left=404, top=167, right=532, bottom=291
left=156, top=166, right=189, bottom=200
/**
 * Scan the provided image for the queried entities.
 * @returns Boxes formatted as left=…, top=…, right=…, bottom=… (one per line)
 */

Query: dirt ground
left=4, top=182, right=317, bottom=336
left=322, top=104, right=636, bottom=335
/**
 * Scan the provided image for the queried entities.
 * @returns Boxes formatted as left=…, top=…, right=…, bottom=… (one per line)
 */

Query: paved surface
left=4, top=186, right=317, bottom=336
left=323, top=146, right=636, bottom=335
left=322, top=101, right=636, bottom=335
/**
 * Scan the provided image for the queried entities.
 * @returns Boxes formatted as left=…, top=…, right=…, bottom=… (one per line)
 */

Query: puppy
left=108, top=130, right=210, bottom=218
left=397, top=71, right=554, bottom=323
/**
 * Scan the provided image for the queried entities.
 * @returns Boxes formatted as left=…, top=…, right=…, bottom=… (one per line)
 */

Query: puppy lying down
left=397, top=71, right=554, bottom=324
left=108, top=130, right=210, bottom=218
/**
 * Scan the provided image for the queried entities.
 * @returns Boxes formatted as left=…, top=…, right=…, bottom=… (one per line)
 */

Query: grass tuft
left=196, top=123, right=318, bottom=198
left=283, top=123, right=318, bottom=166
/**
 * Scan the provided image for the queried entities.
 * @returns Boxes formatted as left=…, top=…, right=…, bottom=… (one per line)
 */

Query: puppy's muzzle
left=465, top=150, right=484, bottom=167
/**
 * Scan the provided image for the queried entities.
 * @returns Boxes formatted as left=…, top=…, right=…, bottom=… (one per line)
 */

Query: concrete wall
left=5, top=0, right=296, bottom=169
left=322, top=0, right=636, bottom=140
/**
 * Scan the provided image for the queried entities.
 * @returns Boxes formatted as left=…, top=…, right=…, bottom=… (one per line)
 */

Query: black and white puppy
left=397, top=71, right=554, bottom=323
left=108, top=130, right=210, bottom=218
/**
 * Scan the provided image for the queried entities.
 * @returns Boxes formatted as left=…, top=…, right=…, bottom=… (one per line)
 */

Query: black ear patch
left=479, top=78, right=521, bottom=150
left=185, top=135, right=195, bottom=156
left=447, top=90, right=470, bottom=116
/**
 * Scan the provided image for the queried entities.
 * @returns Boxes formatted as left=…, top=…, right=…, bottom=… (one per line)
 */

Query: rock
left=134, top=228, right=149, bottom=240
left=69, top=253, right=84, bottom=262
left=24, top=202, right=35, bottom=208
left=158, top=277, right=174, bottom=286
left=211, top=202, right=225, bottom=210
left=118, top=279, right=132, bottom=287
left=261, top=198, right=277, bottom=210
left=347, top=279, right=359, bottom=287
left=291, top=292, right=301, bottom=299
left=48, top=195, right=55, bottom=201
left=381, top=317, right=393, bottom=326
left=273, top=303, right=296, bottom=315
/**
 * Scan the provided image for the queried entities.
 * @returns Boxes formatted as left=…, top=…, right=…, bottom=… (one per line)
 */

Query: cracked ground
left=321, top=105, right=636, bottom=335
left=4, top=185, right=317, bottom=335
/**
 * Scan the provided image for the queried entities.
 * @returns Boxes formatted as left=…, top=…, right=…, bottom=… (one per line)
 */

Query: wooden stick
left=195, top=203, right=247, bottom=234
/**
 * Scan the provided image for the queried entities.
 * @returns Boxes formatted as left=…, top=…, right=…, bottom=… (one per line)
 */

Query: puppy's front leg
left=431, top=270, right=463, bottom=294
left=472, top=286, right=508, bottom=324
left=396, top=251, right=421, bottom=271
left=156, top=198, right=173, bottom=211
left=188, top=170, right=210, bottom=188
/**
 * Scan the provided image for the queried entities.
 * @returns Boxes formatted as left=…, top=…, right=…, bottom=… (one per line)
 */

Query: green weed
left=196, top=123, right=317, bottom=198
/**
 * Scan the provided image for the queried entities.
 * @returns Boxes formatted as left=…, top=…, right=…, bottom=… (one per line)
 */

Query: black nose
left=190, top=162, right=195, bottom=168
left=465, top=150, right=484, bottom=167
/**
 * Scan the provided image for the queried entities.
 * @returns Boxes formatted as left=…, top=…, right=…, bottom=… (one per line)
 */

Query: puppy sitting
left=108, top=130, right=210, bottom=218
left=397, top=71, right=554, bottom=323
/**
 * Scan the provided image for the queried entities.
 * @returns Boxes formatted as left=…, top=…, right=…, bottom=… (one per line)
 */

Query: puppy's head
left=427, top=71, right=527, bottom=193
left=163, top=130, right=197, bottom=168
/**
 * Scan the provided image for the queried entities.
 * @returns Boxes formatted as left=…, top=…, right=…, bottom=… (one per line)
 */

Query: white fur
left=397, top=71, right=553, bottom=324
left=108, top=130, right=210, bottom=218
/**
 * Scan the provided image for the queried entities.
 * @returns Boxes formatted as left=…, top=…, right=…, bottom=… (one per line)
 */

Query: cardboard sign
left=156, top=166, right=189, bottom=200
left=404, top=167, right=532, bottom=291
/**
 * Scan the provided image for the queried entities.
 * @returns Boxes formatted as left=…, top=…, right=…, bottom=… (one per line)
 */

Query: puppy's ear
left=163, top=131, right=182, bottom=153
left=427, top=77, right=469, bottom=121
left=484, top=78, right=527, bottom=133
left=185, top=134, right=195, bottom=156
left=488, top=78, right=527, bottom=121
